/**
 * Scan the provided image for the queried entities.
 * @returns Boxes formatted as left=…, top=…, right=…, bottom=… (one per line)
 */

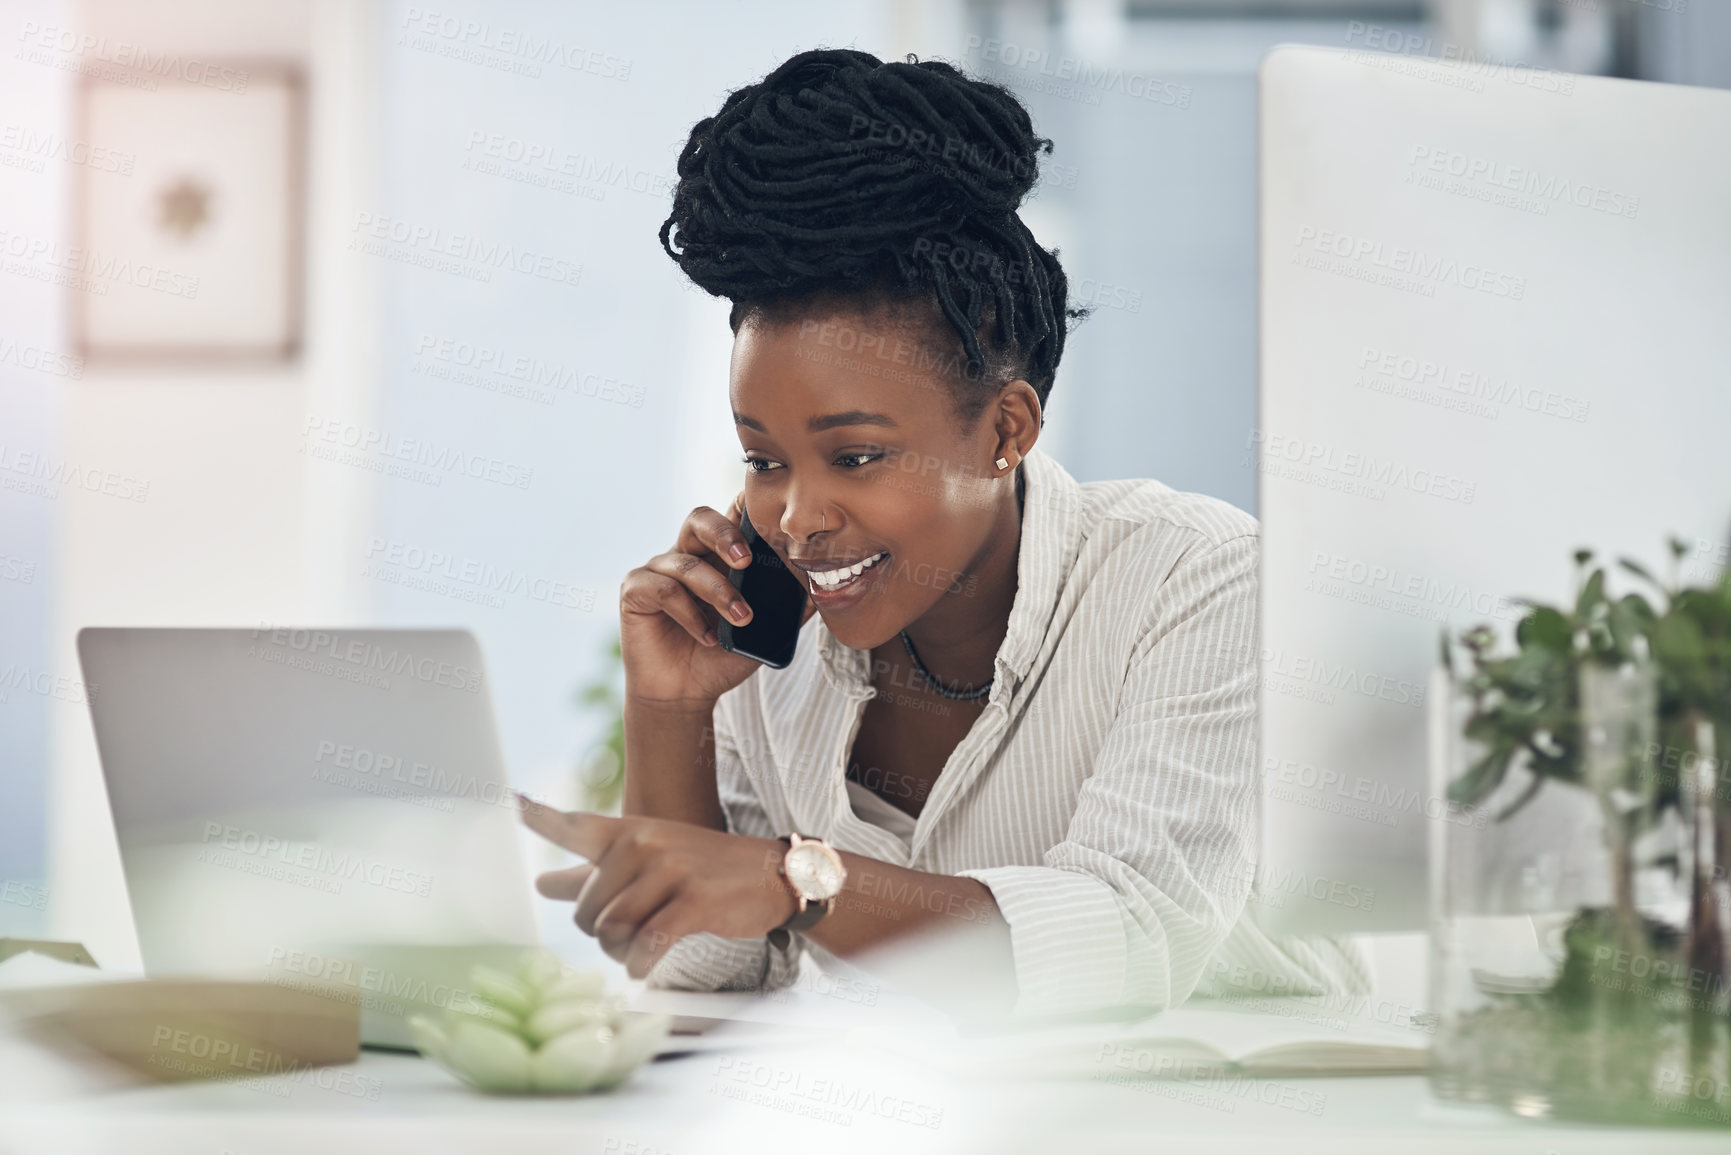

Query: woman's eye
left=743, top=453, right=881, bottom=471
left=836, top=452, right=884, bottom=469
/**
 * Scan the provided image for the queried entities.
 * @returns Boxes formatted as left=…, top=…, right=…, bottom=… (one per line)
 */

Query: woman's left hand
left=517, top=796, right=797, bottom=978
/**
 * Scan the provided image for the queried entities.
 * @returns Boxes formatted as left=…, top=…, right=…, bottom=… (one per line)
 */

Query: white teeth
left=811, top=551, right=886, bottom=592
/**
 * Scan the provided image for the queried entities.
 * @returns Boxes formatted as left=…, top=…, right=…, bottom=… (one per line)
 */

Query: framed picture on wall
left=72, top=61, right=305, bottom=363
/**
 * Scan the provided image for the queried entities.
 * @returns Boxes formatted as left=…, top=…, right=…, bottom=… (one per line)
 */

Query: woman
left=521, top=48, right=1365, bottom=1018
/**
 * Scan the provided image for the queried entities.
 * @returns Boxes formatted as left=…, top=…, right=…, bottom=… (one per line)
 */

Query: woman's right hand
left=619, top=492, right=797, bottom=711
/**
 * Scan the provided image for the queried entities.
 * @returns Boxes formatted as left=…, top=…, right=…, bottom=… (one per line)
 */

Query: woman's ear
left=990, top=379, right=1042, bottom=470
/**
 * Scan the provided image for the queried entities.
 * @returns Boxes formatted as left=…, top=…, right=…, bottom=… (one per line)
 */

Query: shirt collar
left=815, top=445, right=1085, bottom=696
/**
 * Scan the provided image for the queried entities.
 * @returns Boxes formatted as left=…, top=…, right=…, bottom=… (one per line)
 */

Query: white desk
left=2, top=1015, right=1728, bottom=1155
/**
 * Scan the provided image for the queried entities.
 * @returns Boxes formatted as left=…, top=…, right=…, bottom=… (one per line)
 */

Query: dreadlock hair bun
left=660, top=47, right=1082, bottom=421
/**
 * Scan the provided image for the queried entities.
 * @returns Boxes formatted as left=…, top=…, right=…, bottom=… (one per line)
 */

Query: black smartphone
left=717, top=511, right=808, bottom=669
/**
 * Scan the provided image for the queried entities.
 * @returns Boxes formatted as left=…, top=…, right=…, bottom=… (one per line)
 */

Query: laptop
left=77, top=626, right=540, bottom=1049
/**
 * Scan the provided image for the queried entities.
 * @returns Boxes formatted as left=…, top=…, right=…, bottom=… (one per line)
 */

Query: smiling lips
left=797, top=550, right=889, bottom=593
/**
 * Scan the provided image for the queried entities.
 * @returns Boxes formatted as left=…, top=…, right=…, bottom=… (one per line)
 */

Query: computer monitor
left=1255, top=45, right=1731, bottom=933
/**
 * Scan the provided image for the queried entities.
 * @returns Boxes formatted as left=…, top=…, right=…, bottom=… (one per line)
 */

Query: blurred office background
left=2, top=0, right=1727, bottom=968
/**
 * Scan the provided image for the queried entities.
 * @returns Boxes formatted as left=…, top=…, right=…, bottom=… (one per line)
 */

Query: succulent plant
left=407, top=948, right=670, bottom=1094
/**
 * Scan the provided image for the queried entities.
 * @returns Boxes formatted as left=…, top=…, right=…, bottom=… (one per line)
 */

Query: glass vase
left=1428, top=656, right=1731, bottom=1125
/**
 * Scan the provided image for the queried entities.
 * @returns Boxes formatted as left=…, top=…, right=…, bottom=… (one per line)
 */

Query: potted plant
left=1433, top=539, right=1731, bottom=1125
left=572, top=634, right=627, bottom=815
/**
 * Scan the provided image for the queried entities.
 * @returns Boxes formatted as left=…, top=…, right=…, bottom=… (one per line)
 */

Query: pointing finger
left=515, top=793, right=619, bottom=860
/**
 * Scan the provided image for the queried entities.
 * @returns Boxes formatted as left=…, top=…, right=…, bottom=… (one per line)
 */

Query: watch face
left=785, top=843, right=844, bottom=901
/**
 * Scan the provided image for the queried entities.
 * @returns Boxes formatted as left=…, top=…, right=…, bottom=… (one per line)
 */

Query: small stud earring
left=995, top=456, right=1010, bottom=471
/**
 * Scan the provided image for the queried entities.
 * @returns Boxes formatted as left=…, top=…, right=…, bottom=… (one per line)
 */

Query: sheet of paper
left=0, top=952, right=133, bottom=991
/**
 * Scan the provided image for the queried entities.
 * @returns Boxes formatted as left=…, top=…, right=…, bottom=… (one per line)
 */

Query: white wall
left=43, top=0, right=381, bottom=969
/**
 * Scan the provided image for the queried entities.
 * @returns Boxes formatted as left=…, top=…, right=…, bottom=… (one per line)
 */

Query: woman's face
left=729, top=312, right=1034, bottom=652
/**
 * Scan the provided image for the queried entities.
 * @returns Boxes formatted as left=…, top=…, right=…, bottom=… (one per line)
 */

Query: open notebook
left=920, top=1002, right=1430, bottom=1080
left=630, top=979, right=1430, bottom=1078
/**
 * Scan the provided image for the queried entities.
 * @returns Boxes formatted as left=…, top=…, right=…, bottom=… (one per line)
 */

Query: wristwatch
left=767, top=833, right=846, bottom=950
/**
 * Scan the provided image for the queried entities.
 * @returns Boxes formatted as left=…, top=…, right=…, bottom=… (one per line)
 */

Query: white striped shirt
left=648, top=446, right=1368, bottom=1016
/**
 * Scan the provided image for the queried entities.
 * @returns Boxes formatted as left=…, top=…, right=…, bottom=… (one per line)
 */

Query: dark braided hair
left=660, top=47, right=1084, bottom=424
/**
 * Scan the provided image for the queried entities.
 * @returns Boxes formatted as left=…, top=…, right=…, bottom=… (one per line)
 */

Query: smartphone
left=717, top=511, right=808, bottom=669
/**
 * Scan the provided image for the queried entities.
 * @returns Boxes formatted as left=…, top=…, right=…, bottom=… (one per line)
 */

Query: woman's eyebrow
left=733, top=410, right=899, bottom=433
left=810, top=410, right=898, bottom=432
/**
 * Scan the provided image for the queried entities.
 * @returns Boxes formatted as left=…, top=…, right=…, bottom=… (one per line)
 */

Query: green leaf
left=446, top=995, right=520, bottom=1029
left=446, top=1019, right=532, bottom=1092
left=1449, top=743, right=1514, bottom=806
left=1618, top=593, right=1657, bottom=624
left=1617, top=557, right=1660, bottom=588
left=1653, top=613, right=1705, bottom=666
left=517, top=947, right=565, bottom=992
left=1611, top=598, right=1655, bottom=666
left=530, top=1024, right=613, bottom=1093
left=1516, top=607, right=1572, bottom=652
left=524, top=999, right=612, bottom=1046
left=471, top=966, right=537, bottom=1018
left=595, top=1013, right=671, bottom=1088
left=1575, top=568, right=1606, bottom=617
left=1674, top=588, right=1731, bottom=635
left=541, top=972, right=607, bottom=1003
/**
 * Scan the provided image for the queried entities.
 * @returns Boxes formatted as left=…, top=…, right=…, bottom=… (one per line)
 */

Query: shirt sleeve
left=644, top=686, right=804, bottom=994
left=955, top=532, right=1261, bottom=1017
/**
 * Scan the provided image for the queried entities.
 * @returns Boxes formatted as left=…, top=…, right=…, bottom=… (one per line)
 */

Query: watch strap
left=767, top=898, right=830, bottom=951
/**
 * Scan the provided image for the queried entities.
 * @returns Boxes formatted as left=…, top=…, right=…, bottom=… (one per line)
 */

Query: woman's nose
left=779, top=493, right=830, bottom=544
